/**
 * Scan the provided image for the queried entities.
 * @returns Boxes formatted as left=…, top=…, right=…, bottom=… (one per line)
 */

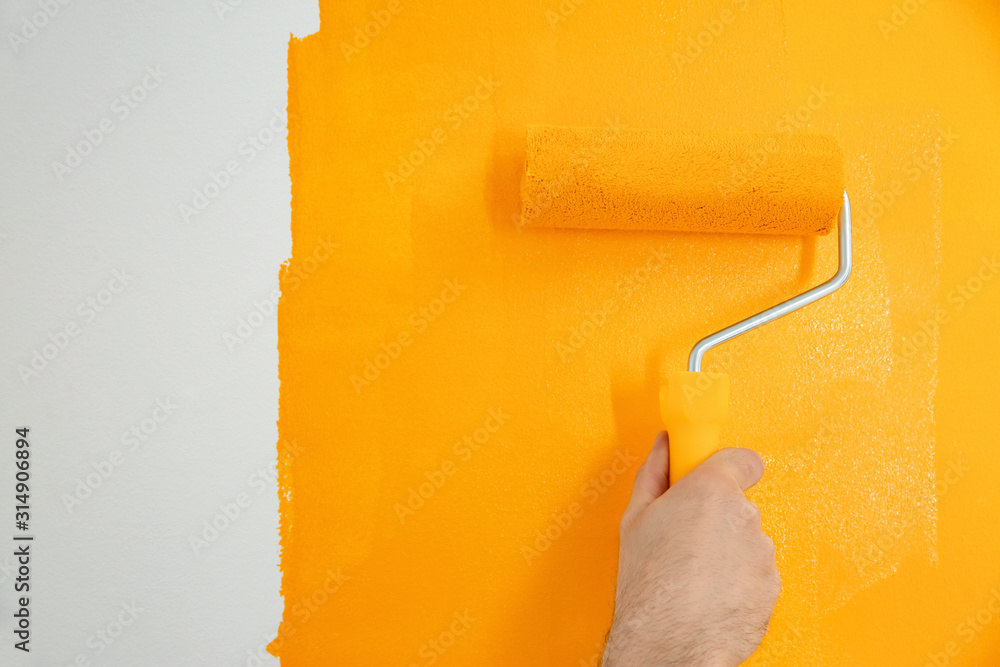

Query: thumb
left=622, top=432, right=669, bottom=524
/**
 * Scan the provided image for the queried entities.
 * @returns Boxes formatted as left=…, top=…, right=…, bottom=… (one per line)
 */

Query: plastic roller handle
left=660, top=372, right=730, bottom=485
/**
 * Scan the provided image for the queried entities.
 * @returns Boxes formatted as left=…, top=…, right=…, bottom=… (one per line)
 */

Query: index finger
left=698, top=447, right=764, bottom=492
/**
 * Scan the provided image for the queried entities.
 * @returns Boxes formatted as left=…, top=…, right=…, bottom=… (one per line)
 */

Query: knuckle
left=702, top=448, right=764, bottom=490
left=770, top=571, right=782, bottom=599
left=742, top=499, right=762, bottom=523
left=619, top=512, right=634, bottom=535
left=725, top=499, right=762, bottom=531
left=766, top=543, right=776, bottom=562
left=729, top=449, right=763, bottom=483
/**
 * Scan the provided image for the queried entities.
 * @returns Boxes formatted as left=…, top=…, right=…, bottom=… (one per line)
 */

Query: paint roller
left=518, top=126, right=852, bottom=485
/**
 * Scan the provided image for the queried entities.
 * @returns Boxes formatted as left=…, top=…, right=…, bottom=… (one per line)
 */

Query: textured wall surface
left=276, top=1, right=1000, bottom=664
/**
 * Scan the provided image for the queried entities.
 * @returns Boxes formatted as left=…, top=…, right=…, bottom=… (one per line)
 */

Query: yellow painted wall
left=274, top=1, right=1000, bottom=664
left=783, top=2, right=1000, bottom=665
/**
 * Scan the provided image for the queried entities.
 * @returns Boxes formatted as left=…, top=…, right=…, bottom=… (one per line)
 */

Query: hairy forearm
left=602, top=625, right=727, bottom=667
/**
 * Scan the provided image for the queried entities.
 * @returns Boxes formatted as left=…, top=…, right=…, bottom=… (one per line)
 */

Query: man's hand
left=602, top=433, right=780, bottom=667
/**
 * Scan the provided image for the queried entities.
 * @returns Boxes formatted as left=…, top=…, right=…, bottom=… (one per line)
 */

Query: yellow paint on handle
left=661, top=372, right=730, bottom=485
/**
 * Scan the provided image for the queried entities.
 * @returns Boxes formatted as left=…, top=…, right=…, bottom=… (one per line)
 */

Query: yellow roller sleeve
left=520, top=128, right=844, bottom=234
left=660, top=372, right=730, bottom=485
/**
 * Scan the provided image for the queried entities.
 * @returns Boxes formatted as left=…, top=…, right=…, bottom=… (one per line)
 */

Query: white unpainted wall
left=0, top=1, right=318, bottom=664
